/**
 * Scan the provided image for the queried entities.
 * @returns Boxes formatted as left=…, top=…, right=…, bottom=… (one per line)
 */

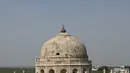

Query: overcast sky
left=0, top=0, right=130, bottom=67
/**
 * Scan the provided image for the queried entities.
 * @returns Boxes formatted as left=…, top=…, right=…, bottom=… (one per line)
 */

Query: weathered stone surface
left=41, top=32, right=88, bottom=58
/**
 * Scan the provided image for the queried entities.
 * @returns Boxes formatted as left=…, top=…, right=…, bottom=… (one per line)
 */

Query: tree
left=97, top=66, right=110, bottom=73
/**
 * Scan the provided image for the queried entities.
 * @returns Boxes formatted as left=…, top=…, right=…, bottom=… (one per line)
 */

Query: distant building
left=35, top=26, right=92, bottom=73
left=92, top=66, right=98, bottom=71
left=110, top=66, right=129, bottom=73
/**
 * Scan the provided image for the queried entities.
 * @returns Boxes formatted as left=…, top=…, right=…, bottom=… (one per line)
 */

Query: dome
left=41, top=26, right=88, bottom=58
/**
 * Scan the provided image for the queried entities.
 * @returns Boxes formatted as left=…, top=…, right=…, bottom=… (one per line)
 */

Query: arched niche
left=61, top=69, right=67, bottom=73
left=49, top=69, right=55, bottom=73
left=40, top=69, right=44, bottom=73
left=83, top=68, right=87, bottom=73
left=73, top=69, right=78, bottom=73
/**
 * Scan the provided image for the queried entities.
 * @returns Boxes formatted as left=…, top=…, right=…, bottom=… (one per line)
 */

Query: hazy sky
left=0, top=0, right=130, bottom=67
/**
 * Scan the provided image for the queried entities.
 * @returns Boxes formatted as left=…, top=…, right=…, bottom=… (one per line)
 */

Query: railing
left=35, top=60, right=90, bottom=66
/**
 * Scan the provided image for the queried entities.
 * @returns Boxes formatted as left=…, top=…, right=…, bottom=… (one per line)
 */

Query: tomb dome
left=41, top=26, right=88, bottom=58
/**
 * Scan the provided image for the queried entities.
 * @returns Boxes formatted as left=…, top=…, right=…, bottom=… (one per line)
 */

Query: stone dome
left=41, top=26, right=88, bottom=58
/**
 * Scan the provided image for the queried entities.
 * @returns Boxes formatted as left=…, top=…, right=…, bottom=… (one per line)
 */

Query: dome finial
left=60, top=24, right=66, bottom=33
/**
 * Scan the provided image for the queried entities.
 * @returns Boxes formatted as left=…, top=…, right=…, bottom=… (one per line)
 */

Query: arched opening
left=61, top=69, right=67, bottom=73
left=83, top=68, right=87, bottom=73
left=40, top=69, right=44, bottom=73
left=49, top=69, right=55, bottom=73
left=73, top=69, right=78, bottom=73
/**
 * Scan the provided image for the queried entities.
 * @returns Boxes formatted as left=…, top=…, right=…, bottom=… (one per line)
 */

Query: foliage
left=0, top=68, right=35, bottom=73
left=97, top=66, right=110, bottom=73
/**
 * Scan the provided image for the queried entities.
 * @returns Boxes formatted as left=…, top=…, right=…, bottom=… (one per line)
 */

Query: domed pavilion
left=35, top=26, right=92, bottom=73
